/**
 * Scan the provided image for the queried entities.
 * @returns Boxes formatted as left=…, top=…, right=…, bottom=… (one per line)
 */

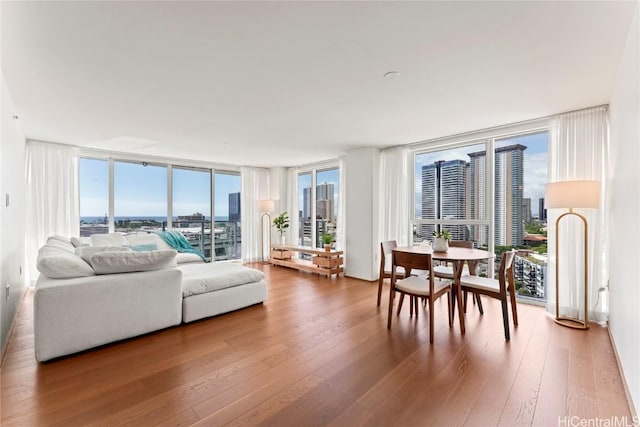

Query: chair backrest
left=449, top=240, right=473, bottom=249
left=380, top=240, right=398, bottom=273
left=498, top=250, right=516, bottom=290
left=391, top=250, right=433, bottom=281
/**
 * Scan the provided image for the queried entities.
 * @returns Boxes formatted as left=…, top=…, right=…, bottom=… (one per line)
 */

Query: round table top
left=394, top=245, right=495, bottom=261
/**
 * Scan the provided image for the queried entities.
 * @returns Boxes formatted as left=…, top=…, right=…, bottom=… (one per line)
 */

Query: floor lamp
left=259, top=200, right=275, bottom=263
left=545, top=180, right=600, bottom=330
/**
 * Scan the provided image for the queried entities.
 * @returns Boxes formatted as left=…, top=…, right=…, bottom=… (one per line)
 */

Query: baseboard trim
left=606, top=325, right=638, bottom=418
left=1, top=286, right=29, bottom=368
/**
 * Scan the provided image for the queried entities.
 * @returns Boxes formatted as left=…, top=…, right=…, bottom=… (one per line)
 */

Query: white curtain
left=286, top=167, right=299, bottom=246
left=547, top=106, right=609, bottom=324
left=241, top=166, right=270, bottom=262
left=335, top=158, right=346, bottom=250
left=379, top=146, right=410, bottom=246
left=25, top=141, right=79, bottom=282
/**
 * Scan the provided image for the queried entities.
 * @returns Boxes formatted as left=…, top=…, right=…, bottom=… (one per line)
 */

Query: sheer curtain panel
left=25, top=141, right=79, bottom=283
left=335, top=158, right=346, bottom=251
left=379, top=147, right=410, bottom=246
left=241, top=167, right=270, bottom=262
left=286, top=167, right=299, bottom=246
left=547, top=106, right=609, bottom=323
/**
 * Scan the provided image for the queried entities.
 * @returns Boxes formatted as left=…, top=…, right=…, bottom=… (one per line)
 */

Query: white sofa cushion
left=91, top=249, right=178, bottom=274
left=37, top=249, right=95, bottom=279
left=91, top=232, right=128, bottom=247
left=75, top=246, right=132, bottom=264
left=179, top=262, right=265, bottom=297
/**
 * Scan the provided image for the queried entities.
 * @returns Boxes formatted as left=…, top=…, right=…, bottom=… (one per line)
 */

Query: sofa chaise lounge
left=34, top=234, right=267, bottom=362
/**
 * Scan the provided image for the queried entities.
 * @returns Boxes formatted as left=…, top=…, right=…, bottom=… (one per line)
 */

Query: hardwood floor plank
left=531, top=322, right=571, bottom=426
left=0, top=264, right=633, bottom=426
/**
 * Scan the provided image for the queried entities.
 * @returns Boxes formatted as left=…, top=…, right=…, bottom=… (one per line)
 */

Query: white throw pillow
left=37, top=252, right=96, bottom=279
left=90, top=249, right=178, bottom=275
left=90, top=233, right=128, bottom=247
left=70, top=236, right=91, bottom=248
left=75, top=246, right=132, bottom=264
left=44, top=238, right=75, bottom=253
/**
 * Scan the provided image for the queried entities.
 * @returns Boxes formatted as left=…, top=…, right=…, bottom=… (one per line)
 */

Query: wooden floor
left=1, top=263, right=633, bottom=426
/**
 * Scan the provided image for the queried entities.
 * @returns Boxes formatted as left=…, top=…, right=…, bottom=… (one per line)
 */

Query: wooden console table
left=269, top=244, right=344, bottom=278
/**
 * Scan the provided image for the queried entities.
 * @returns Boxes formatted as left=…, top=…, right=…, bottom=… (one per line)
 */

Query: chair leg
left=414, top=297, right=419, bottom=318
left=463, top=290, right=468, bottom=313
left=476, top=293, right=484, bottom=315
left=428, top=298, right=435, bottom=343
left=397, top=294, right=405, bottom=315
left=447, top=292, right=453, bottom=328
left=501, top=298, right=510, bottom=341
left=409, top=296, right=414, bottom=316
left=387, top=288, right=395, bottom=329
left=377, top=276, right=384, bottom=306
left=509, top=288, right=518, bottom=327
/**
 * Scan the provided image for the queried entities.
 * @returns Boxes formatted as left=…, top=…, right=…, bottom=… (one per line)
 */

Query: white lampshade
left=259, top=199, right=275, bottom=213
left=545, top=180, right=600, bottom=209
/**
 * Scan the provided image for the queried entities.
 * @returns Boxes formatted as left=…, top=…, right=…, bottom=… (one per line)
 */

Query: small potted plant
left=273, top=212, right=289, bottom=245
left=432, top=229, right=451, bottom=252
left=322, top=233, right=333, bottom=252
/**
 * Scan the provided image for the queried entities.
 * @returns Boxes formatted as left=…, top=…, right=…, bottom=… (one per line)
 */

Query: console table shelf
left=269, top=244, right=344, bottom=278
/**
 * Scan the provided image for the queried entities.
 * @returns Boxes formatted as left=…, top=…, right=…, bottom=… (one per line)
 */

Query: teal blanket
left=157, top=231, right=207, bottom=261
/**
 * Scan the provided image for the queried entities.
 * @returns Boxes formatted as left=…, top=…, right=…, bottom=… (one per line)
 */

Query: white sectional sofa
left=34, top=234, right=267, bottom=362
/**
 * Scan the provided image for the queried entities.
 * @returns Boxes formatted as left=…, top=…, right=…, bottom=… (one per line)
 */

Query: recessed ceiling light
left=383, top=71, right=399, bottom=79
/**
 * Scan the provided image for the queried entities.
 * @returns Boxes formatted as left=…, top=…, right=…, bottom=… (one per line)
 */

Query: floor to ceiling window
left=79, top=158, right=109, bottom=236
left=315, top=168, right=339, bottom=249
left=213, top=171, right=241, bottom=260
left=114, top=161, right=167, bottom=234
left=78, top=156, right=241, bottom=261
left=297, top=166, right=340, bottom=249
left=412, top=130, right=548, bottom=301
left=173, top=167, right=212, bottom=259
left=298, top=172, right=312, bottom=247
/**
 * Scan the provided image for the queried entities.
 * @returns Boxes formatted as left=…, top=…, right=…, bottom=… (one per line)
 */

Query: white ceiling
left=1, top=1, right=637, bottom=167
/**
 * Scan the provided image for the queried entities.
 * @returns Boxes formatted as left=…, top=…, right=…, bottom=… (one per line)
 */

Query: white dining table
left=394, top=246, right=495, bottom=334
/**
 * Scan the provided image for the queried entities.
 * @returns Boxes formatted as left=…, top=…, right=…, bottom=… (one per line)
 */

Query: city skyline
left=414, top=132, right=548, bottom=218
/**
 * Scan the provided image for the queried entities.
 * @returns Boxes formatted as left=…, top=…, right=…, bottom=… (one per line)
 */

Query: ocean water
left=81, top=216, right=229, bottom=223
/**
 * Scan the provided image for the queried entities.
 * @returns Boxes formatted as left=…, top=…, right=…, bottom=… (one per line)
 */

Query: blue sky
left=79, top=159, right=240, bottom=218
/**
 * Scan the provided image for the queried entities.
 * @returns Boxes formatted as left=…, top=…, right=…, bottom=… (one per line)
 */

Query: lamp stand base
left=554, top=316, right=589, bottom=330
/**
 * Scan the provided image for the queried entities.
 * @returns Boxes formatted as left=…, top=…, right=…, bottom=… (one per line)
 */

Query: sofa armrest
left=34, top=268, right=183, bottom=362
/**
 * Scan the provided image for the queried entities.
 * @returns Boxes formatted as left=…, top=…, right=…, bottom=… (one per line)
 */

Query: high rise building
left=302, top=187, right=312, bottom=220
left=468, top=151, right=487, bottom=245
left=316, top=182, right=335, bottom=221
left=523, top=198, right=532, bottom=224
left=539, top=197, right=547, bottom=222
left=228, top=192, right=241, bottom=221
left=468, top=144, right=526, bottom=246
left=421, top=160, right=469, bottom=241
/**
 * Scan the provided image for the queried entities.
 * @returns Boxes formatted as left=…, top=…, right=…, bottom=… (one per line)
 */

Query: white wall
left=345, top=148, right=380, bottom=280
left=0, top=74, right=27, bottom=353
left=609, top=3, right=640, bottom=414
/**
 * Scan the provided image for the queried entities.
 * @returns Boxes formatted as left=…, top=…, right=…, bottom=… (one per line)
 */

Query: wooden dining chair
left=388, top=250, right=452, bottom=343
left=459, top=250, right=518, bottom=340
left=377, top=241, right=405, bottom=306
left=433, top=240, right=482, bottom=310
